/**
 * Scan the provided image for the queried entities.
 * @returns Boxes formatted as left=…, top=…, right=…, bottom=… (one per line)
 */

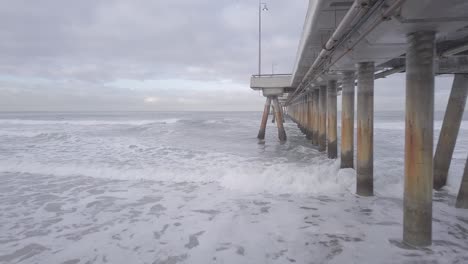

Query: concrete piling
left=272, top=105, right=276, bottom=123
left=299, top=97, right=303, bottom=131
left=403, top=31, right=435, bottom=247
left=272, top=97, right=287, bottom=142
left=298, top=98, right=304, bottom=132
left=318, top=85, right=327, bottom=152
left=257, top=97, right=271, bottom=140
left=327, top=80, right=338, bottom=159
left=434, top=74, right=468, bottom=189
left=280, top=104, right=285, bottom=123
left=307, top=93, right=314, bottom=140
left=312, top=89, right=319, bottom=145
left=304, top=95, right=310, bottom=139
left=290, top=102, right=296, bottom=123
left=456, top=156, right=468, bottom=209
left=341, top=71, right=355, bottom=168
left=356, top=62, right=374, bottom=196
left=302, top=95, right=309, bottom=134
left=304, top=96, right=308, bottom=136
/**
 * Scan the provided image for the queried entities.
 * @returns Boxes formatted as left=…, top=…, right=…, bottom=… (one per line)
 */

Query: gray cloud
left=0, top=0, right=308, bottom=110
left=0, top=0, right=461, bottom=112
left=0, top=0, right=307, bottom=82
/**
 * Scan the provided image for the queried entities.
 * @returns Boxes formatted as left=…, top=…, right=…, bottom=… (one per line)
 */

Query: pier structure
left=340, top=71, right=355, bottom=168
left=252, top=74, right=290, bottom=142
left=250, top=0, right=468, bottom=247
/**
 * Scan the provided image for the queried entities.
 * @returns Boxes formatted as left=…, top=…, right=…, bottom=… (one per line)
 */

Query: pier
left=251, top=0, right=468, bottom=247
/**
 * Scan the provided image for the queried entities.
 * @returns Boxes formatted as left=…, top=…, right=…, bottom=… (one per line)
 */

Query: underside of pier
left=250, top=0, right=468, bottom=247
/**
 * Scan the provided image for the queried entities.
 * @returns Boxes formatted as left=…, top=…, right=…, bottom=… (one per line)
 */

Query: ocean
left=0, top=111, right=467, bottom=263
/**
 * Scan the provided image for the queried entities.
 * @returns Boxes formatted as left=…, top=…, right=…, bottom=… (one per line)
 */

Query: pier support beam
left=302, top=95, right=309, bottom=133
left=271, top=104, right=276, bottom=123
left=327, top=80, right=338, bottom=159
left=403, top=31, right=435, bottom=247
left=356, top=62, right=374, bottom=196
left=318, top=85, right=327, bottom=152
left=312, top=89, right=319, bottom=145
left=302, top=96, right=308, bottom=134
left=281, top=104, right=285, bottom=123
left=298, top=98, right=304, bottom=131
left=341, top=71, right=355, bottom=168
left=307, top=93, right=314, bottom=140
left=257, top=97, right=272, bottom=140
left=456, top=156, right=468, bottom=208
left=434, top=74, right=468, bottom=189
left=304, top=95, right=310, bottom=139
left=272, top=97, right=287, bottom=142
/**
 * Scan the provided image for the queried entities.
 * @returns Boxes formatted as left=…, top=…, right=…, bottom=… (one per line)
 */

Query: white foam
left=0, top=156, right=356, bottom=195
left=0, top=112, right=466, bottom=198
left=0, top=130, right=45, bottom=137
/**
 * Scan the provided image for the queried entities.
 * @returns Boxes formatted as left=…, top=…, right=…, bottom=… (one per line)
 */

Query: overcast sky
left=0, top=0, right=460, bottom=111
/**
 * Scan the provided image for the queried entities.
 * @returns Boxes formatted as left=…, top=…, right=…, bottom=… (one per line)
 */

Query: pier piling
left=357, top=62, right=374, bottom=196
left=300, top=97, right=304, bottom=132
left=434, top=74, right=468, bottom=189
left=257, top=97, right=271, bottom=140
left=456, top=156, right=468, bottom=208
left=272, top=97, right=287, bottom=142
left=305, top=94, right=311, bottom=139
left=318, top=85, right=327, bottom=152
left=403, top=31, right=435, bottom=247
left=302, top=96, right=307, bottom=134
left=312, top=89, right=319, bottom=145
left=307, top=92, right=314, bottom=140
left=272, top=104, right=276, bottom=123
left=280, top=104, right=285, bottom=123
left=327, top=80, right=338, bottom=159
left=341, top=71, right=355, bottom=168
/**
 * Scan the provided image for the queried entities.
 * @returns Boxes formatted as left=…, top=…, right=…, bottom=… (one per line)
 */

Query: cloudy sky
left=0, top=0, right=459, bottom=111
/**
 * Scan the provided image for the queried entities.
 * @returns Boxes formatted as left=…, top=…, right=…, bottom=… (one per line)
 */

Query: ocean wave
left=0, top=118, right=180, bottom=126
left=0, top=130, right=46, bottom=137
left=0, top=157, right=356, bottom=195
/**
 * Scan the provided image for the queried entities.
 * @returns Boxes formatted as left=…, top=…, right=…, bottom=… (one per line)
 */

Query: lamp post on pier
left=258, top=1, right=268, bottom=76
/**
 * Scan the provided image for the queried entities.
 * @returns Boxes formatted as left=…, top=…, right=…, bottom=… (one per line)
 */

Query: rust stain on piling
left=356, top=62, right=374, bottom=197
left=341, top=71, right=355, bottom=168
left=403, top=31, right=435, bottom=247
left=341, top=117, right=354, bottom=168
left=257, top=97, right=271, bottom=140
left=318, top=86, right=327, bottom=152
left=313, top=90, right=320, bottom=146
left=272, top=97, right=287, bottom=142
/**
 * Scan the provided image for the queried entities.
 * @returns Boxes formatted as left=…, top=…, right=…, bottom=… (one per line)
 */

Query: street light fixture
left=258, top=1, right=268, bottom=76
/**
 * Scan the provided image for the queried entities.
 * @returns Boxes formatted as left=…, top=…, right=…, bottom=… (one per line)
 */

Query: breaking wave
left=0, top=111, right=466, bottom=197
left=0, top=154, right=356, bottom=195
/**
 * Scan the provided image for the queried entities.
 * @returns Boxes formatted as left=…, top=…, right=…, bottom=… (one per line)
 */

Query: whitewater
left=0, top=111, right=467, bottom=264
